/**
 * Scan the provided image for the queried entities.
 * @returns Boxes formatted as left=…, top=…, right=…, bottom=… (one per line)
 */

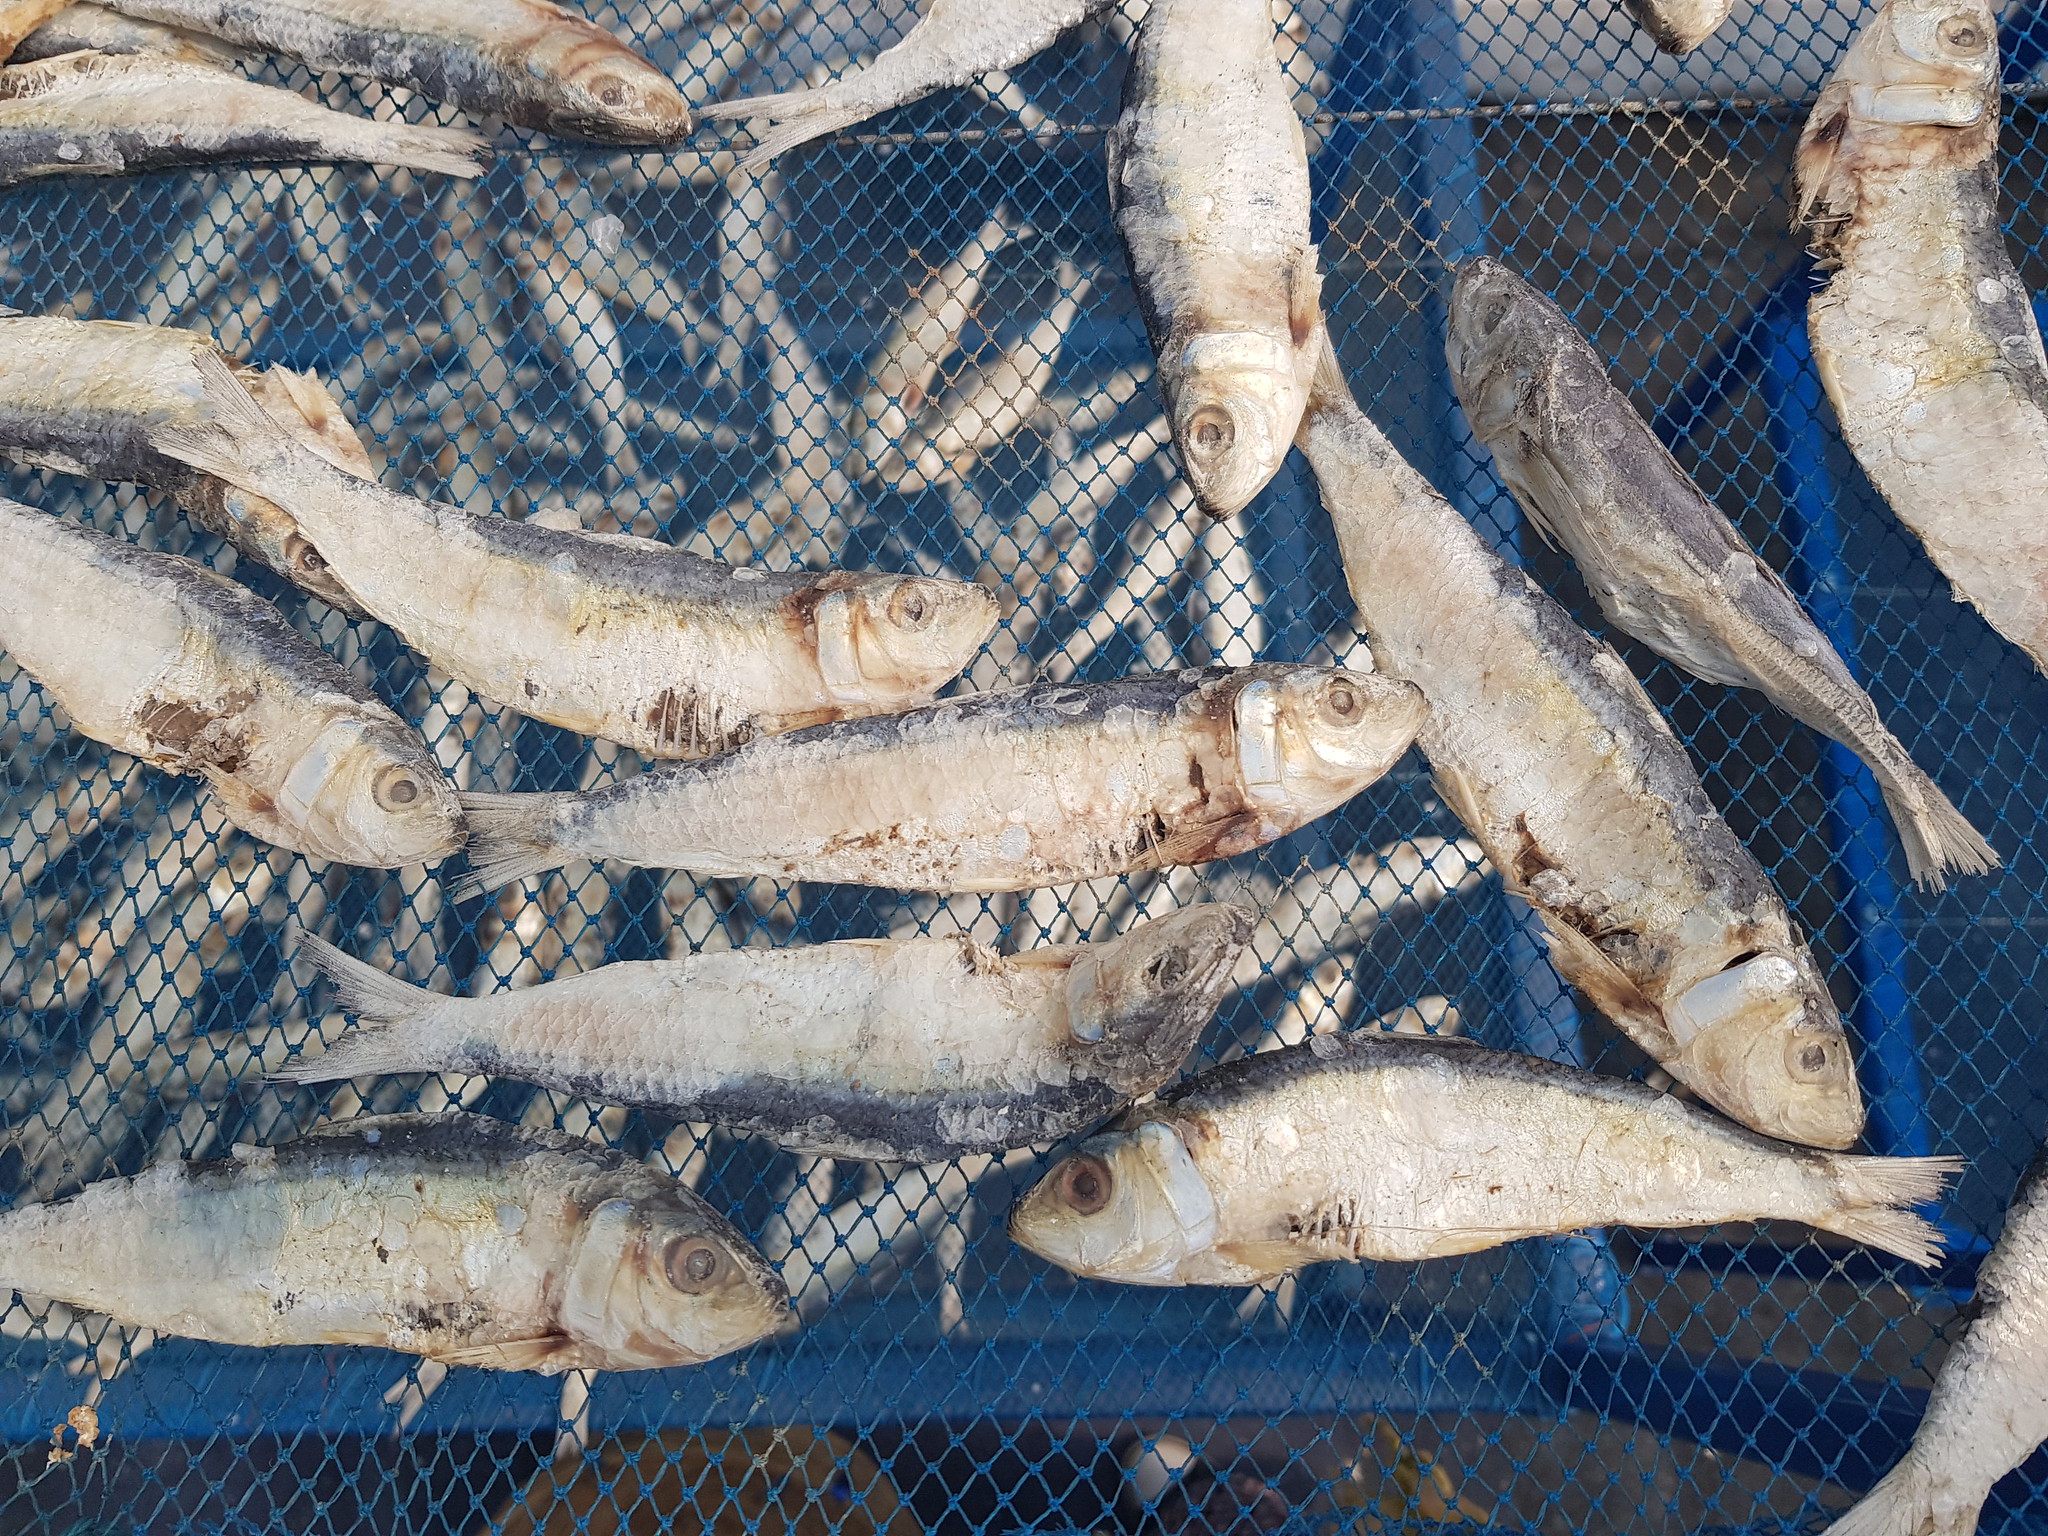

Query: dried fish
left=0, top=1113, right=789, bottom=1372
left=283, top=904, right=1254, bottom=1162
left=1447, top=256, right=1997, bottom=889
left=1009, top=1031, right=1962, bottom=1285
left=1297, top=343, right=1866, bottom=1150
left=0, top=495, right=465, bottom=865
left=1619, top=0, right=1731, bottom=53
left=454, top=664, right=1426, bottom=899
left=155, top=350, right=1000, bottom=758
left=0, top=50, right=489, bottom=188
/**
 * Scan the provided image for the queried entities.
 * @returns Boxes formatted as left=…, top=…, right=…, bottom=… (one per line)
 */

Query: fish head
left=1067, top=904, right=1256, bottom=1091
left=1668, top=950, right=1866, bottom=1150
left=276, top=716, right=466, bottom=868
left=817, top=575, right=999, bottom=710
left=559, top=1189, right=789, bottom=1370
left=1232, top=667, right=1427, bottom=812
left=1008, top=1120, right=1219, bottom=1285
left=1445, top=257, right=1560, bottom=434
left=531, top=36, right=694, bottom=144
left=1174, top=332, right=1311, bottom=518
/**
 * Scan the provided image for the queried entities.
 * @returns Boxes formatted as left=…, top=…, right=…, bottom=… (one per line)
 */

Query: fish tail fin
left=150, top=349, right=291, bottom=483
left=293, top=933, right=431, bottom=1026
left=1823, top=1457, right=1977, bottom=1536
left=337, top=121, right=490, bottom=181
left=274, top=934, right=443, bottom=1084
left=452, top=791, right=575, bottom=901
left=1877, top=765, right=2000, bottom=891
left=696, top=85, right=810, bottom=123
left=1816, top=1154, right=1965, bottom=1267
left=725, top=102, right=871, bottom=176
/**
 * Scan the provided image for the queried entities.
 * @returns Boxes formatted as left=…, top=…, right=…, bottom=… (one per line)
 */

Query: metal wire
left=1, top=0, right=2045, bottom=1531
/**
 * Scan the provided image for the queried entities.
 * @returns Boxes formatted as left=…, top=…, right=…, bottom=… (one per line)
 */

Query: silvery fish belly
left=698, top=0, right=1114, bottom=174
left=1106, top=0, right=1323, bottom=519
left=1297, top=348, right=1867, bottom=1150
left=0, top=50, right=488, bottom=187
left=1822, top=1146, right=2048, bottom=1536
left=153, top=351, right=999, bottom=758
left=453, top=664, right=1426, bottom=899
left=0, top=314, right=374, bottom=612
left=1797, top=0, right=2048, bottom=678
left=1447, top=256, right=1997, bottom=891
left=13, top=2, right=242, bottom=62
left=283, top=905, right=1255, bottom=1162
left=0, top=1113, right=788, bottom=1373
left=104, top=0, right=692, bottom=142
left=1618, top=0, right=1731, bottom=53
left=1008, top=1032, right=1962, bottom=1287
left=0, top=496, right=464, bottom=866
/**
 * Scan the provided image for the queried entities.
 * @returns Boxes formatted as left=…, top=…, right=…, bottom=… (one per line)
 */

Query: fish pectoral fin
left=1147, top=811, right=1260, bottom=869
left=424, top=1333, right=586, bottom=1374
left=1286, top=252, right=1324, bottom=350
left=1428, top=763, right=1492, bottom=851
left=1206, top=1241, right=1299, bottom=1285
left=1529, top=913, right=1681, bottom=1062
left=1502, top=441, right=1588, bottom=557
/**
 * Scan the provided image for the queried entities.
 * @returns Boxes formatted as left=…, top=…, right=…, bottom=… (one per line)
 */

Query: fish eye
left=1938, top=15, right=1985, bottom=48
left=1189, top=407, right=1235, bottom=455
left=664, top=1236, right=727, bottom=1293
left=1059, top=1155, right=1114, bottom=1215
left=1475, top=295, right=1512, bottom=336
left=1321, top=679, right=1361, bottom=723
left=288, top=539, right=327, bottom=574
left=890, top=583, right=934, bottom=629
left=374, top=767, right=422, bottom=811
left=1143, top=945, right=1191, bottom=991
left=1786, top=1035, right=1837, bottom=1082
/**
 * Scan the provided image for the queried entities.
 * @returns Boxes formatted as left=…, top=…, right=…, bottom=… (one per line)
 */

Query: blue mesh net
left=2, top=1, right=2046, bottom=1531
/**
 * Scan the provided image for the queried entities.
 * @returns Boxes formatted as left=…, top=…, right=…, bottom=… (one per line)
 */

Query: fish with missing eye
left=452, top=664, right=1426, bottom=900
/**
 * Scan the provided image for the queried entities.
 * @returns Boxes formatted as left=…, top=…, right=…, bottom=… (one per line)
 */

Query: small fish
left=698, top=0, right=1114, bottom=174
left=1106, top=0, right=1324, bottom=518
left=0, top=1113, right=788, bottom=1372
left=453, top=664, right=1426, bottom=900
left=1618, top=0, right=1731, bottom=54
left=0, top=314, right=374, bottom=612
left=1008, top=1031, right=1962, bottom=1285
left=100, top=0, right=691, bottom=142
left=154, top=349, right=999, bottom=758
left=0, top=49, right=489, bottom=187
left=11, top=2, right=241, bottom=63
left=1448, top=256, right=1998, bottom=890
left=1797, top=0, right=2048, bottom=678
left=283, top=905, right=1256, bottom=1162
left=1822, top=1144, right=2048, bottom=1536
left=1298, top=341, right=1866, bottom=1149
left=0, top=495, right=465, bottom=865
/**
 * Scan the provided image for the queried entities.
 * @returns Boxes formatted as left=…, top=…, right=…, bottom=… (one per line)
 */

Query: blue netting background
left=3, top=0, right=2047, bottom=1531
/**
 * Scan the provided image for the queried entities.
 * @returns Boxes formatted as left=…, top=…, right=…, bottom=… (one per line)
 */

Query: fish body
left=153, top=351, right=999, bottom=758
left=698, top=0, right=1114, bottom=174
left=285, top=905, right=1256, bottom=1162
left=1106, top=0, right=1322, bottom=518
left=0, top=496, right=464, bottom=865
left=1823, top=1146, right=2048, bottom=1536
left=454, top=664, right=1426, bottom=899
left=99, top=0, right=690, bottom=142
left=1796, top=0, right=2048, bottom=677
left=1008, top=1031, right=1961, bottom=1285
left=1297, top=346, right=1865, bottom=1150
left=0, top=314, right=372, bottom=612
left=1618, top=0, right=1730, bottom=53
left=1447, top=256, right=1997, bottom=890
left=13, top=2, right=241, bottom=63
left=0, top=1112, right=788, bottom=1372
left=0, top=49, right=489, bottom=186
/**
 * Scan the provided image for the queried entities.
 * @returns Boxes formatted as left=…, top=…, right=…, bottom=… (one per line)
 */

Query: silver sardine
left=0, top=49, right=488, bottom=187
left=0, top=1112, right=789, bottom=1372
left=1619, top=0, right=1731, bottom=53
left=453, top=664, right=1426, bottom=900
left=1447, top=256, right=1998, bottom=890
left=699, top=0, right=1114, bottom=174
left=155, top=350, right=1000, bottom=759
left=0, top=314, right=374, bottom=612
left=1797, top=0, right=2048, bottom=677
left=1822, top=1145, right=2048, bottom=1536
left=284, top=906, right=1255, bottom=1162
left=1107, top=0, right=1323, bottom=518
left=1297, top=342, right=1866, bottom=1150
left=102, top=0, right=692, bottom=142
left=0, top=495, right=465, bottom=866
left=1009, top=1031, right=1962, bottom=1285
